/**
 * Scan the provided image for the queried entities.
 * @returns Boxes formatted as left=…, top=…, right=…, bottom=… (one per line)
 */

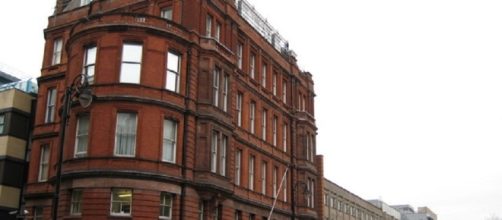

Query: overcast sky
left=1, top=1, right=501, bottom=220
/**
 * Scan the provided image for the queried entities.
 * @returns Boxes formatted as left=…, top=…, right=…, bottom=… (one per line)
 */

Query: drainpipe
left=180, top=46, right=193, bottom=220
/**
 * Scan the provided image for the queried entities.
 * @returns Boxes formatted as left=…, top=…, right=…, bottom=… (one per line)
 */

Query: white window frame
left=45, top=88, right=57, bottom=123
left=213, top=68, right=220, bottom=107
left=83, top=45, right=96, bottom=84
left=162, top=119, right=177, bottom=163
left=249, top=101, right=255, bottom=134
left=220, top=135, right=227, bottom=176
left=249, top=54, right=255, bottom=79
left=282, top=80, right=287, bottom=103
left=75, top=114, right=90, bottom=157
left=34, top=207, right=43, bottom=220
left=272, top=73, right=277, bottom=96
left=261, top=109, right=267, bottom=141
left=211, top=131, right=218, bottom=173
left=235, top=149, right=242, bottom=186
left=237, top=43, right=243, bottom=69
left=166, top=52, right=181, bottom=93
left=236, top=93, right=242, bottom=127
left=38, top=145, right=50, bottom=182
left=114, top=113, right=137, bottom=157
left=120, top=43, right=142, bottom=84
left=110, top=189, right=132, bottom=216
left=52, top=38, right=63, bottom=65
left=160, top=192, right=173, bottom=219
left=223, top=74, right=229, bottom=112
left=249, top=155, right=255, bottom=190
left=206, top=15, right=212, bottom=37
left=215, top=22, right=221, bottom=42
left=261, top=64, right=267, bottom=87
left=70, top=189, right=83, bottom=215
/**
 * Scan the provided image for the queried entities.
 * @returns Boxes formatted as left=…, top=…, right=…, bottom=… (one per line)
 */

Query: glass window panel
left=161, top=8, right=173, bottom=20
left=114, top=113, right=137, bottom=156
left=111, top=189, right=132, bottom=215
left=120, top=63, right=141, bottom=83
left=122, top=44, right=142, bottom=62
left=70, top=190, right=83, bottom=215
left=163, top=119, right=177, bottom=163
left=75, top=114, right=90, bottom=156
left=167, top=52, right=180, bottom=71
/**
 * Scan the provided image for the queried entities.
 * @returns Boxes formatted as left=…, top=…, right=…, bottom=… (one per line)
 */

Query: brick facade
left=25, top=0, right=321, bottom=219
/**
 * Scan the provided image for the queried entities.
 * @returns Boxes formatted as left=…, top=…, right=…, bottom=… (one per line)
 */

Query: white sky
left=1, top=1, right=501, bottom=219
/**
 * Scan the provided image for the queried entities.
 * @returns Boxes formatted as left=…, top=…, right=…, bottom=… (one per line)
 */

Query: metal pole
left=51, top=87, right=72, bottom=220
left=267, top=166, right=289, bottom=220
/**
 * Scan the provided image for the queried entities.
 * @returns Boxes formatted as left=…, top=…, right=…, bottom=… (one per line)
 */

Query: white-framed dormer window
left=38, top=144, right=50, bottom=182
left=111, top=189, right=132, bottom=216
left=160, top=192, right=173, bottom=219
left=45, top=88, right=57, bottom=123
left=52, top=38, right=63, bottom=65
left=166, top=51, right=181, bottom=93
left=114, top=113, right=137, bottom=157
left=120, top=43, right=142, bottom=84
left=161, top=7, right=173, bottom=20
left=83, top=45, right=96, bottom=84
left=75, top=114, right=90, bottom=157
left=162, top=119, right=177, bottom=163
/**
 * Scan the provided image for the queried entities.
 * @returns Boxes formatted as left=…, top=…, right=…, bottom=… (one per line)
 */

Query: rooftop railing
left=235, top=0, right=296, bottom=58
left=0, top=79, right=38, bottom=94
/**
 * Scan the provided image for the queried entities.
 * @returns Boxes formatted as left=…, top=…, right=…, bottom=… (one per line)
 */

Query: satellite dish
left=78, top=88, right=93, bottom=108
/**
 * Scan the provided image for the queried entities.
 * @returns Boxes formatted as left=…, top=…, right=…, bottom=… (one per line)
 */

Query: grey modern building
left=391, top=205, right=437, bottom=220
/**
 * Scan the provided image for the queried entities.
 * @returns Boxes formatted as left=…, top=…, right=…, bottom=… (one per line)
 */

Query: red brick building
left=25, top=0, right=321, bottom=219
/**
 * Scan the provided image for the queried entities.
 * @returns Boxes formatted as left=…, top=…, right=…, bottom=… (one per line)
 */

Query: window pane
left=85, top=46, right=96, bottom=64
left=167, top=52, right=180, bottom=72
left=161, top=8, right=173, bottom=20
left=71, top=190, right=83, bottom=215
left=75, top=114, right=90, bottom=156
left=160, top=192, right=172, bottom=217
left=163, top=119, right=177, bottom=162
left=0, top=114, right=4, bottom=134
left=166, top=71, right=178, bottom=92
left=52, top=38, right=62, bottom=65
left=122, top=44, right=142, bottom=62
left=115, top=113, right=137, bottom=156
left=111, top=189, right=132, bottom=215
left=120, top=63, right=141, bottom=83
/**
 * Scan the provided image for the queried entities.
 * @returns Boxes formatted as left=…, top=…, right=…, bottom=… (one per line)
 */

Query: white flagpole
left=267, top=165, right=289, bottom=220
